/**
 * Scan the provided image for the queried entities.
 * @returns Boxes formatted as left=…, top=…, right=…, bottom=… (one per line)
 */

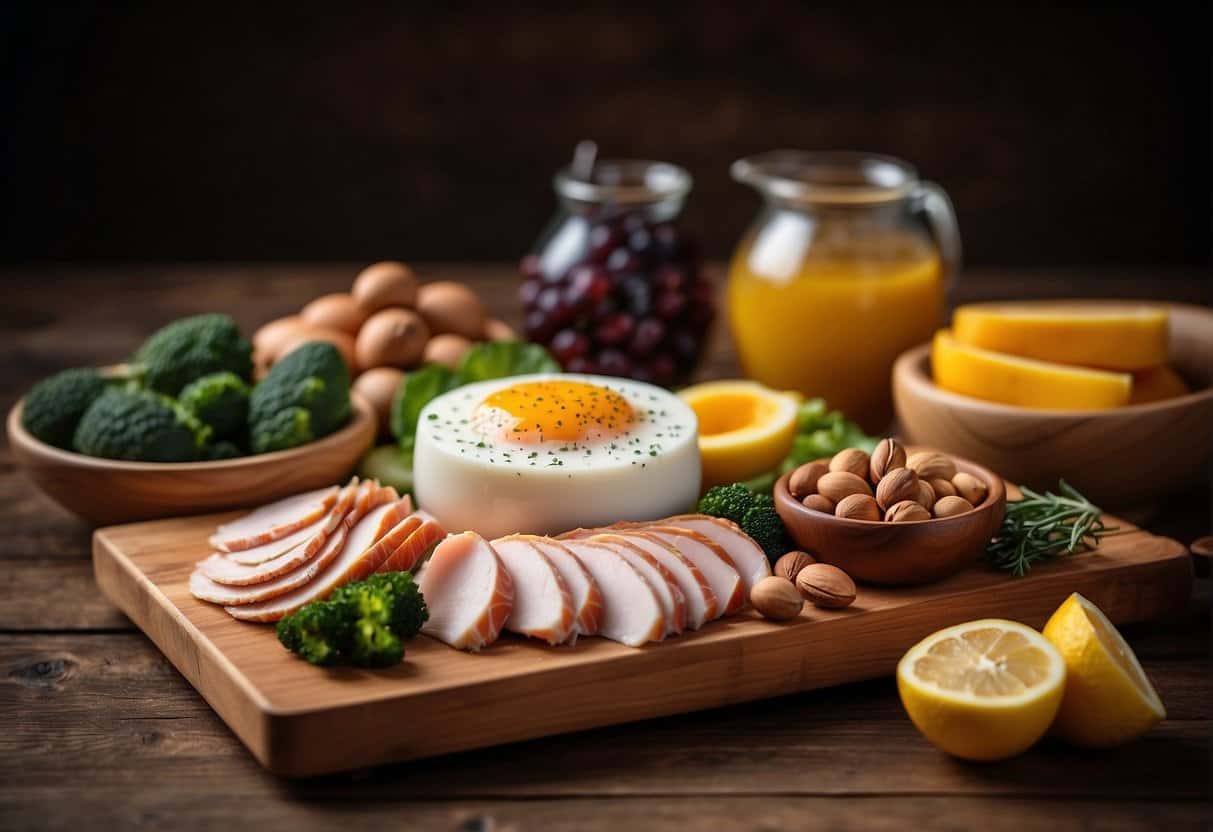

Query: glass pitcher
left=727, top=151, right=960, bottom=431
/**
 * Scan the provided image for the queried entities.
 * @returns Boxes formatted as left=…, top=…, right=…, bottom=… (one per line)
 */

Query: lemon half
left=678, top=380, right=800, bottom=489
left=1042, top=593, right=1165, bottom=748
left=897, top=619, right=1066, bottom=761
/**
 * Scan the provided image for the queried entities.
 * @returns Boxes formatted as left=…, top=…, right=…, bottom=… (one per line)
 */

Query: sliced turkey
left=225, top=480, right=362, bottom=566
left=492, top=535, right=576, bottom=645
left=629, top=526, right=745, bottom=617
left=529, top=537, right=604, bottom=638
left=197, top=480, right=363, bottom=584
left=587, top=535, right=686, bottom=636
left=559, top=539, right=665, bottom=647
left=209, top=484, right=341, bottom=552
left=376, top=511, right=446, bottom=574
left=419, top=532, right=514, bottom=651
left=648, top=515, right=771, bottom=596
left=225, top=498, right=416, bottom=622
left=589, top=531, right=717, bottom=629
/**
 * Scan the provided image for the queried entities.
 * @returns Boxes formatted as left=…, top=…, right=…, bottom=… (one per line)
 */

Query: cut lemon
left=1042, top=593, right=1165, bottom=748
left=932, top=329, right=1132, bottom=410
left=897, top=619, right=1066, bottom=761
left=678, top=380, right=800, bottom=489
left=952, top=303, right=1168, bottom=371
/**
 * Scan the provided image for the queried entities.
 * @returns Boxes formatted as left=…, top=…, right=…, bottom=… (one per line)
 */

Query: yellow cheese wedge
left=952, top=303, right=1168, bottom=371
left=932, top=330, right=1132, bottom=410
left=1129, top=365, right=1191, bottom=404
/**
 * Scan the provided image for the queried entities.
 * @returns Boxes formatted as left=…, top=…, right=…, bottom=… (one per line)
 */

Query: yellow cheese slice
left=932, top=330, right=1132, bottom=410
left=952, top=303, right=1168, bottom=371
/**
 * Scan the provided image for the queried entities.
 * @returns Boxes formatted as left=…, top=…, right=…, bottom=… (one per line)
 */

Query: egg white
left=413, top=373, right=701, bottom=538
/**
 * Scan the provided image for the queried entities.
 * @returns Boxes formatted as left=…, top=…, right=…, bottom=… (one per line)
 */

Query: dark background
left=2, top=2, right=1210, bottom=267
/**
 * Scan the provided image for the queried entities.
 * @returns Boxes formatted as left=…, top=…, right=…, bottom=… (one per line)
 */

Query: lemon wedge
left=678, top=380, right=800, bottom=489
left=1042, top=593, right=1165, bottom=747
left=932, top=329, right=1132, bottom=409
left=897, top=619, right=1066, bottom=761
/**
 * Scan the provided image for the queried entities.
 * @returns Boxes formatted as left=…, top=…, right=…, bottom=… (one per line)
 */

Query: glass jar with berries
left=518, top=153, right=713, bottom=386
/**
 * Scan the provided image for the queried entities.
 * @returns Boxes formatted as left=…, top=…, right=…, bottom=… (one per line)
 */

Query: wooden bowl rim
left=895, top=333, right=1213, bottom=421
left=774, top=452, right=1006, bottom=530
left=7, top=392, right=376, bottom=473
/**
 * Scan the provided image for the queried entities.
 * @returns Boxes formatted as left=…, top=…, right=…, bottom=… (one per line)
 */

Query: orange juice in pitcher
left=727, top=152, right=959, bottom=431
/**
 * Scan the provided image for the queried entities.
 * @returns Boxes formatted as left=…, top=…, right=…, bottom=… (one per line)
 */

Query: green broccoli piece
left=249, top=342, right=351, bottom=454
left=276, top=572, right=428, bottom=668
left=179, top=371, right=250, bottom=439
left=21, top=368, right=109, bottom=449
left=275, top=601, right=350, bottom=667
left=697, top=483, right=790, bottom=564
left=72, top=387, right=208, bottom=462
left=202, top=439, right=244, bottom=460
left=134, top=313, right=253, bottom=396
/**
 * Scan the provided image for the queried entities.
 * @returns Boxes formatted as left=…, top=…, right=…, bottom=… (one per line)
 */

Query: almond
left=795, top=563, right=857, bottom=609
left=933, top=495, right=974, bottom=518
left=817, top=471, right=872, bottom=504
left=802, top=494, right=835, bottom=513
left=875, top=468, right=919, bottom=511
left=907, top=450, right=957, bottom=481
left=885, top=500, right=931, bottom=522
left=835, top=493, right=881, bottom=522
left=751, top=576, right=804, bottom=621
left=774, top=550, right=816, bottom=582
left=929, top=478, right=958, bottom=499
left=829, top=448, right=871, bottom=479
left=952, top=472, right=989, bottom=506
left=869, top=437, right=907, bottom=483
left=914, top=480, right=936, bottom=510
left=789, top=461, right=829, bottom=500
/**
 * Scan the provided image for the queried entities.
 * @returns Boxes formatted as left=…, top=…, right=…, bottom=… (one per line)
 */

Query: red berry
left=654, top=291, right=686, bottom=320
left=597, top=349, right=632, bottom=377
left=550, top=329, right=590, bottom=363
left=649, top=354, right=678, bottom=385
left=629, top=318, right=666, bottom=356
left=595, top=313, right=636, bottom=346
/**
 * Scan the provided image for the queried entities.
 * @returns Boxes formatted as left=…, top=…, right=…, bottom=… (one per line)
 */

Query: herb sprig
left=986, top=480, right=1115, bottom=576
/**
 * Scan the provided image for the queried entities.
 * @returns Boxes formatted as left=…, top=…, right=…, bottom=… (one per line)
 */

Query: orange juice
left=728, top=225, right=944, bottom=430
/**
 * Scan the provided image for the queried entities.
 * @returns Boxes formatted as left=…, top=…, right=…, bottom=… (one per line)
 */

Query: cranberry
left=519, top=254, right=543, bottom=281
left=550, top=329, right=590, bottom=363
left=655, top=263, right=687, bottom=293
left=597, top=349, right=632, bottom=377
left=518, top=278, right=542, bottom=309
left=524, top=309, right=556, bottom=342
left=595, top=313, right=636, bottom=346
left=618, top=276, right=653, bottom=317
left=565, top=264, right=611, bottom=311
left=606, top=248, right=642, bottom=275
left=564, top=356, right=594, bottom=374
left=629, top=317, right=666, bottom=356
left=587, top=224, right=623, bottom=264
left=535, top=287, right=572, bottom=327
left=649, top=353, right=678, bottom=385
left=654, top=291, right=686, bottom=320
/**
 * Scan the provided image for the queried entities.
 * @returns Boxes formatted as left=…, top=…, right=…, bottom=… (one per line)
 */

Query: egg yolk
left=474, top=380, right=635, bottom=444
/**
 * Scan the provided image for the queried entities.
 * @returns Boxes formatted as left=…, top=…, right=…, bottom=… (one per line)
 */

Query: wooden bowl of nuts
left=773, top=440, right=1006, bottom=585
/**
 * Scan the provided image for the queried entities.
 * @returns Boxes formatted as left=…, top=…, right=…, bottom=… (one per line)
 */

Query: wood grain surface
left=1, top=265, right=1209, bottom=829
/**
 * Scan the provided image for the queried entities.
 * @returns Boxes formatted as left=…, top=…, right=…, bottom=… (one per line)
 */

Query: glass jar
left=518, top=159, right=713, bottom=386
left=727, top=151, right=960, bottom=431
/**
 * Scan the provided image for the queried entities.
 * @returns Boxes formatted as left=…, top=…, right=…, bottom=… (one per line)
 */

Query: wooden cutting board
left=93, top=509, right=1192, bottom=777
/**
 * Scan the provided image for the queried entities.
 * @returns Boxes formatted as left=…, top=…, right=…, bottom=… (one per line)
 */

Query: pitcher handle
left=912, top=181, right=962, bottom=292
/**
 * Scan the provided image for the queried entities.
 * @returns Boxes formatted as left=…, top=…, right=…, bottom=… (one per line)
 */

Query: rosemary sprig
left=985, top=480, right=1115, bottom=576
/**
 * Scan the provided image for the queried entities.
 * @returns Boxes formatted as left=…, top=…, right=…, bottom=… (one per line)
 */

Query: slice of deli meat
left=595, top=531, right=717, bottom=629
left=190, top=482, right=392, bottom=607
left=652, top=515, right=771, bottom=597
left=419, top=532, right=514, bottom=651
left=376, top=511, right=446, bottom=574
left=224, top=499, right=416, bottom=622
left=225, top=480, right=361, bottom=566
left=491, top=536, right=576, bottom=645
left=588, top=535, right=686, bottom=636
left=560, top=540, right=665, bottom=646
left=632, top=526, right=745, bottom=617
left=209, top=485, right=341, bottom=552
left=529, top=538, right=604, bottom=638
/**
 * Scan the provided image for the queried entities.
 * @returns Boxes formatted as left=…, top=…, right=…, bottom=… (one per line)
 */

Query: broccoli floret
left=697, top=483, right=790, bottom=564
left=248, top=342, right=350, bottom=454
left=276, top=572, right=428, bottom=668
left=134, top=313, right=253, bottom=396
left=276, top=601, right=350, bottom=666
left=202, top=439, right=244, bottom=460
left=72, top=387, right=208, bottom=462
left=21, top=368, right=109, bottom=449
left=179, top=371, right=249, bottom=439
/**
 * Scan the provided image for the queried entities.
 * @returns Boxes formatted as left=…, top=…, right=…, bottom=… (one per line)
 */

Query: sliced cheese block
left=635, top=526, right=744, bottom=617
left=560, top=539, right=665, bottom=647
left=210, top=485, right=341, bottom=552
left=419, top=532, right=514, bottom=651
left=952, top=303, right=1168, bottom=371
left=377, top=511, right=446, bottom=574
left=529, top=537, right=604, bottom=638
left=652, top=515, right=771, bottom=597
left=492, top=536, right=576, bottom=645
left=225, top=479, right=362, bottom=565
left=588, top=535, right=686, bottom=636
left=933, top=329, right=1132, bottom=410
left=594, top=531, right=717, bottom=629
left=225, top=499, right=416, bottom=622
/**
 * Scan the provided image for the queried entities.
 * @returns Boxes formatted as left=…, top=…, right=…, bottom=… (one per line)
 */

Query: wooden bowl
left=893, top=302, right=1213, bottom=510
left=773, top=456, right=1006, bottom=585
left=7, top=394, right=377, bottom=525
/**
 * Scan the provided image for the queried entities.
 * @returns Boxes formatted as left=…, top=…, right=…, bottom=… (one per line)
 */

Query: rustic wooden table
left=2, top=265, right=1209, bottom=830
